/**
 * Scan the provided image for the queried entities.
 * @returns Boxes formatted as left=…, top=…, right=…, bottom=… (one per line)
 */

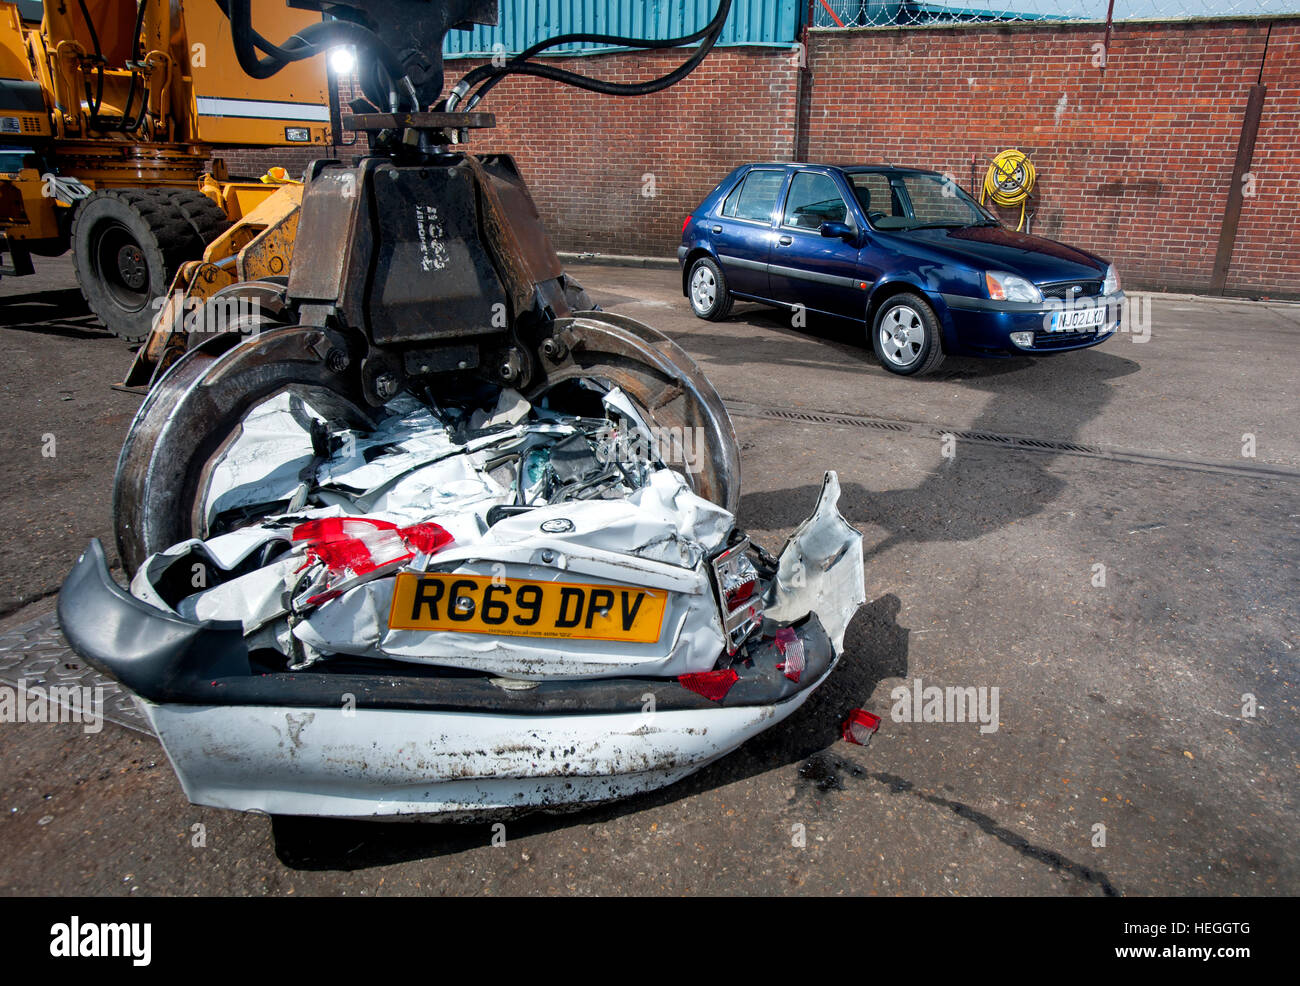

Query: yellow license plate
left=388, top=572, right=668, bottom=643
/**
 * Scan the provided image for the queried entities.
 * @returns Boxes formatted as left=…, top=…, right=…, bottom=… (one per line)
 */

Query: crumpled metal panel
left=107, top=379, right=867, bottom=818
left=131, top=388, right=738, bottom=679
left=765, top=471, right=865, bottom=654
left=294, top=485, right=730, bottom=679
left=139, top=686, right=820, bottom=819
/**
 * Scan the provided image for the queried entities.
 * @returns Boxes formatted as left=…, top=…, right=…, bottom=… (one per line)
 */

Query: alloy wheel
left=879, top=305, right=925, bottom=367
left=691, top=265, right=717, bottom=314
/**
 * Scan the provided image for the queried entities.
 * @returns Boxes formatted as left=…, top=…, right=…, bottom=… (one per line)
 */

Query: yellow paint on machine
left=388, top=573, right=667, bottom=645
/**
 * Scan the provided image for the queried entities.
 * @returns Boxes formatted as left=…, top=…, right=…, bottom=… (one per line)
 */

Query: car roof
left=744, top=163, right=942, bottom=177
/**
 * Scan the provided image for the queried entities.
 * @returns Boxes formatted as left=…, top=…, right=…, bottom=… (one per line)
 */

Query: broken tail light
left=841, top=709, right=881, bottom=746
left=774, top=626, right=805, bottom=683
left=679, top=668, right=738, bottom=702
left=710, top=538, right=763, bottom=655
left=292, top=517, right=453, bottom=577
left=726, top=577, right=756, bottom=609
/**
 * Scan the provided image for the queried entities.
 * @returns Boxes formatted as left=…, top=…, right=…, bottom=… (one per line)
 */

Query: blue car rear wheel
left=688, top=257, right=734, bottom=321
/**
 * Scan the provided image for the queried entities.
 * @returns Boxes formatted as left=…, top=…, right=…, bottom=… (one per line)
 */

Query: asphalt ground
left=0, top=256, right=1295, bottom=895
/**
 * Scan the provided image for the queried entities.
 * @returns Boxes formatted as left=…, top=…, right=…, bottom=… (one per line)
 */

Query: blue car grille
left=1040, top=279, right=1104, bottom=300
left=1032, top=329, right=1101, bottom=349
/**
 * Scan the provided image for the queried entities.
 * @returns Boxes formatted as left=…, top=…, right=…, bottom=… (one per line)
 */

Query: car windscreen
left=851, top=173, right=996, bottom=231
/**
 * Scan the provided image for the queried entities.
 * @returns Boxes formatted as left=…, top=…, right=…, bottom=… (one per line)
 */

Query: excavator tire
left=71, top=188, right=220, bottom=342
left=153, top=187, right=231, bottom=246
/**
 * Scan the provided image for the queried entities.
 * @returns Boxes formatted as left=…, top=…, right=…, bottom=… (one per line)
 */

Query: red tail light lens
left=400, top=522, right=455, bottom=555
left=681, top=215, right=692, bottom=236
left=724, top=576, right=756, bottom=611
left=774, top=627, right=805, bottom=683
left=842, top=708, right=882, bottom=745
left=678, top=668, right=739, bottom=702
left=291, top=517, right=453, bottom=576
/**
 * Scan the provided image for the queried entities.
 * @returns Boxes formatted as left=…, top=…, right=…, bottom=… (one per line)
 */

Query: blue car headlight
left=1102, top=264, right=1121, bottom=295
left=984, top=270, right=1043, bottom=304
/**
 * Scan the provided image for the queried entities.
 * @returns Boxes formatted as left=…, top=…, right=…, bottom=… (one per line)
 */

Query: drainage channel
left=725, top=400, right=1300, bottom=482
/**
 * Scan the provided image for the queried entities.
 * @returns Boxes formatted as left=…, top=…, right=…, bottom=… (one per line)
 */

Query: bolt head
left=374, top=373, right=399, bottom=400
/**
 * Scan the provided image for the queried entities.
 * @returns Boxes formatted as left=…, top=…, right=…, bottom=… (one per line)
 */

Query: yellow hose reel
left=980, top=149, right=1036, bottom=231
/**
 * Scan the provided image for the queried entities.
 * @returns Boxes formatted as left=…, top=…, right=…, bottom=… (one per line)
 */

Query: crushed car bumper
left=132, top=682, right=831, bottom=819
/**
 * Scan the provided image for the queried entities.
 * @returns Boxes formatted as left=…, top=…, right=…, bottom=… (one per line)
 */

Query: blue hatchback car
left=679, top=164, right=1124, bottom=375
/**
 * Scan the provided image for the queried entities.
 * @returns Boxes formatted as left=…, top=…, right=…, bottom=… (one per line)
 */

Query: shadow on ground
left=0, top=288, right=107, bottom=339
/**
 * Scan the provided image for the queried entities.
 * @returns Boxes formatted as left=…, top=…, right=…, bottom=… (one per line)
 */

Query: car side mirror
left=820, top=221, right=856, bottom=243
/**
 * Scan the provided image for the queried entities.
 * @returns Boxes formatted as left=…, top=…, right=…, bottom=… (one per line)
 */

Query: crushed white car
left=59, top=384, right=864, bottom=819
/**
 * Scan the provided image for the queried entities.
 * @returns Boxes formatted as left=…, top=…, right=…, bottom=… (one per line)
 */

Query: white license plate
left=1049, top=306, right=1107, bottom=332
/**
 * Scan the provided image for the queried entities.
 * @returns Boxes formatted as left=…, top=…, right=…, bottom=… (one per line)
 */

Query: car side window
left=849, top=174, right=896, bottom=222
left=721, top=169, right=786, bottom=223
left=782, top=172, right=850, bottom=231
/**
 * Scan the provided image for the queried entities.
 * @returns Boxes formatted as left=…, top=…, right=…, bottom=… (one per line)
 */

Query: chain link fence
left=811, top=0, right=1300, bottom=27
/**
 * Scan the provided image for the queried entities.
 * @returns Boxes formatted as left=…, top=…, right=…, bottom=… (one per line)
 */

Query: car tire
left=870, top=293, right=945, bottom=376
left=687, top=257, right=733, bottom=321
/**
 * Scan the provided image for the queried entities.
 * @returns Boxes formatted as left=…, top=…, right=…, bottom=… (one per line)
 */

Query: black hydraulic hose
left=221, top=0, right=408, bottom=97
left=462, top=6, right=729, bottom=109
left=132, top=0, right=145, bottom=61
left=468, top=39, right=719, bottom=105
left=77, top=0, right=105, bottom=128
left=451, top=0, right=733, bottom=111
left=119, top=0, right=149, bottom=133
left=463, top=15, right=726, bottom=100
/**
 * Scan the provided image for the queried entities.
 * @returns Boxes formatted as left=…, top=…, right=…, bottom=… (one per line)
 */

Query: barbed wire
left=812, top=0, right=1299, bottom=28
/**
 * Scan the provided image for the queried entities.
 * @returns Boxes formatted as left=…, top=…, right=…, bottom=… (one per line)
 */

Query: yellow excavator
left=0, top=0, right=332, bottom=339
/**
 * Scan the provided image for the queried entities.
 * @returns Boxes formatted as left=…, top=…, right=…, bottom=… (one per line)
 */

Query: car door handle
left=711, top=225, right=722, bottom=234
left=778, top=235, right=793, bottom=246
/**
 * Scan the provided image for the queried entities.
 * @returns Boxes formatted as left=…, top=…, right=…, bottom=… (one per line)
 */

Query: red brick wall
left=214, top=145, right=332, bottom=180
left=437, top=48, right=800, bottom=256
left=1228, top=21, right=1300, bottom=295
left=803, top=19, right=1299, bottom=297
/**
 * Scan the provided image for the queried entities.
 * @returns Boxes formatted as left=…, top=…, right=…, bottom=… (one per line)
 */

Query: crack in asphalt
left=0, top=585, right=60, bottom=621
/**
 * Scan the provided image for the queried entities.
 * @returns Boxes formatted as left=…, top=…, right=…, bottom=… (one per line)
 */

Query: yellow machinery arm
left=122, top=178, right=303, bottom=388
left=0, top=0, right=332, bottom=339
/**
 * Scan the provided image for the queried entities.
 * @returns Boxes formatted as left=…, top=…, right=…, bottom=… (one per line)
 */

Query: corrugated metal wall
left=443, top=0, right=804, bottom=58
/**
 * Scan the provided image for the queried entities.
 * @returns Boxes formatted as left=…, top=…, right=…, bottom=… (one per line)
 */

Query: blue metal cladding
left=443, top=0, right=805, bottom=59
